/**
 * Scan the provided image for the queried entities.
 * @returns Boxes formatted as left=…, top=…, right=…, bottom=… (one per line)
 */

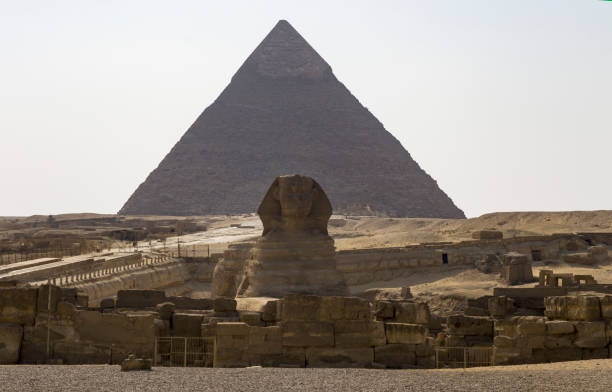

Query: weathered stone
left=0, top=288, right=37, bottom=325
left=0, top=323, right=23, bottom=364
left=574, top=321, right=607, bottom=348
left=374, top=344, right=416, bottom=368
left=281, top=321, right=334, bottom=347
left=532, top=347, right=582, bottom=363
left=582, top=347, right=609, bottom=360
left=601, top=296, right=612, bottom=319
left=279, top=347, right=306, bottom=368
left=280, top=294, right=321, bottom=321
left=214, top=298, right=237, bottom=313
left=156, top=302, right=175, bottom=320
left=384, top=323, right=427, bottom=345
left=236, top=297, right=280, bottom=321
left=121, top=354, right=152, bottom=371
left=239, top=311, right=264, bottom=326
left=248, top=326, right=282, bottom=355
left=334, top=320, right=386, bottom=348
left=516, top=316, right=546, bottom=336
left=306, top=347, right=373, bottom=368
left=99, top=298, right=115, bottom=310
left=116, top=290, right=165, bottom=308
left=567, top=296, right=601, bottom=321
left=56, top=301, right=76, bottom=319
left=447, top=315, right=493, bottom=336
left=172, top=313, right=204, bottom=337
left=319, top=296, right=370, bottom=321
left=500, top=252, right=533, bottom=284
left=546, top=320, right=575, bottom=335
left=488, top=296, right=515, bottom=318
left=238, top=175, right=348, bottom=298
left=493, top=335, right=514, bottom=348
left=374, top=301, right=395, bottom=320
left=544, top=335, right=575, bottom=349
left=394, top=301, right=430, bottom=325
left=472, top=230, right=503, bottom=240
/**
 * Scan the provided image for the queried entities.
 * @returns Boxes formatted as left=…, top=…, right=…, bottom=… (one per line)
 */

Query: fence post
left=46, top=278, right=52, bottom=362
left=184, top=337, right=188, bottom=367
left=463, top=348, right=467, bottom=369
left=154, top=338, right=158, bottom=367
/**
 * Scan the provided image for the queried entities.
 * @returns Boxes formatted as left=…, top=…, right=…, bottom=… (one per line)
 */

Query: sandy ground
left=1, top=360, right=611, bottom=391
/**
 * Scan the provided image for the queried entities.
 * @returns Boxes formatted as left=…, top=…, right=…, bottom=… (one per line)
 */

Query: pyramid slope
left=119, top=20, right=465, bottom=219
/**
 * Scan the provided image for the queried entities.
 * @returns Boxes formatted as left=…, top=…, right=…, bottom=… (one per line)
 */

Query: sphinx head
left=275, top=175, right=315, bottom=218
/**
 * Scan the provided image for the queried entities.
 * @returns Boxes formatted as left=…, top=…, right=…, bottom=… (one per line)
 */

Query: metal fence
left=154, top=337, right=213, bottom=367
left=435, top=347, right=493, bottom=368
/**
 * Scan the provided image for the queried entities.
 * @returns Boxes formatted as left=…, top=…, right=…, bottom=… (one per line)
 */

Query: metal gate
left=154, top=337, right=213, bottom=367
left=435, top=347, right=493, bottom=368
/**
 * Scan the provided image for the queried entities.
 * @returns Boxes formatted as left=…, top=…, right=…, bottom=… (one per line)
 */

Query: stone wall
left=208, top=294, right=434, bottom=368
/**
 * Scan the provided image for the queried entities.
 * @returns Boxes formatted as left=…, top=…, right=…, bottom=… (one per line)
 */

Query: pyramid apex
left=234, top=20, right=331, bottom=79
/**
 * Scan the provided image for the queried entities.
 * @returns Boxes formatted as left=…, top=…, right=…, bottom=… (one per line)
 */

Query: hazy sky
left=1, top=1, right=611, bottom=218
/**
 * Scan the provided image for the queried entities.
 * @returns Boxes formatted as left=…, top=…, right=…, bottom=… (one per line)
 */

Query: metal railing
left=154, top=337, right=213, bottom=367
left=435, top=347, right=493, bottom=368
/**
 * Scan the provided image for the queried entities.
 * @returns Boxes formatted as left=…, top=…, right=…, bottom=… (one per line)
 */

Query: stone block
left=493, top=335, right=515, bottom=348
left=236, top=297, right=280, bottom=321
left=56, top=302, right=76, bottom=319
left=319, top=296, right=370, bottom=321
left=216, top=322, right=249, bottom=336
left=248, top=326, right=282, bottom=355
left=279, top=347, right=306, bottom=367
left=544, top=296, right=567, bottom=319
left=116, top=290, right=165, bottom=308
left=214, top=346, right=248, bottom=367
left=306, top=347, right=373, bottom=368
left=385, top=323, right=427, bottom=344
left=121, top=354, right=152, bottom=371
left=74, top=311, right=156, bottom=348
left=214, top=298, right=237, bottom=313
left=156, top=302, right=175, bottom=320
left=172, top=313, right=204, bottom=337
left=544, top=335, right=575, bottom=349
left=532, top=347, right=582, bottom=363
left=281, top=321, right=334, bottom=347
left=546, top=320, right=575, bottom=335
left=37, top=285, right=62, bottom=313
left=516, top=316, right=546, bottom=336
left=582, top=348, right=609, bottom=360
left=574, top=321, right=607, bottom=348
left=0, top=323, right=23, bottom=364
left=334, top=320, right=386, bottom=347
left=601, top=296, right=612, bottom=319
left=166, top=296, right=213, bottom=310
left=100, top=298, right=115, bottom=310
left=488, top=296, right=515, bottom=318
left=567, top=296, right=601, bottom=321
left=374, top=301, right=395, bottom=320
left=239, top=311, right=264, bottom=326
left=281, top=294, right=321, bottom=321
left=53, top=341, right=110, bottom=364
left=0, top=288, right=37, bottom=325
left=394, top=301, right=430, bottom=325
left=374, top=344, right=416, bottom=368
left=447, top=315, right=493, bottom=336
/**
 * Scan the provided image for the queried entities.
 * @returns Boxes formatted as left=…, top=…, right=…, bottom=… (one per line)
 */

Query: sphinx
left=237, top=174, right=348, bottom=298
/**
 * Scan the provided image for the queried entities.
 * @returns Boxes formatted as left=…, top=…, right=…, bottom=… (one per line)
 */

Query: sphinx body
left=238, top=175, right=348, bottom=298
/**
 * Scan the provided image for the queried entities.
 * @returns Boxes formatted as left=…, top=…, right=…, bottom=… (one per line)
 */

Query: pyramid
left=119, top=20, right=465, bottom=219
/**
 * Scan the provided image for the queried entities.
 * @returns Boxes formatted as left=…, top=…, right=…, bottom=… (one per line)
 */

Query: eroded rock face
left=238, top=175, right=348, bottom=298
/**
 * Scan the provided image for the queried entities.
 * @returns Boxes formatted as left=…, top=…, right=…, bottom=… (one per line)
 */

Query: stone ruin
left=500, top=252, right=534, bottom=285
left=236, top=175, right=348, bottom=298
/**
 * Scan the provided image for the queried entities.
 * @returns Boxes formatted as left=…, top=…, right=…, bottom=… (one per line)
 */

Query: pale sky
left=1, top=0, right=611, bottom=218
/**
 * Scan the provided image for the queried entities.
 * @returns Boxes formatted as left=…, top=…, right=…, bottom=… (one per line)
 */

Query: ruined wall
left=207, top=294, right=434, bottom=368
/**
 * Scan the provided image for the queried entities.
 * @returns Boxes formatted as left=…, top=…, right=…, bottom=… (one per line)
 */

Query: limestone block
left=601, top=296, right=612, bottom=319
left=74, top=311, right=155, bottom=347
left=236, top=297, right=280, bottom=321
left=582, top=348, right=609, bottom=360
left=415, top=339, right=435, bottom=358
left=0, top=323, right=23, bottom=364
left=544, top=335, right=575, bottom=349
left=120, top=354, right=152, bottom=371
left=516, top=316, right=546, bottom=336
left=574, top=321, right=607, bottom=348
left=53, top=341, right=110, bottom=364
left=216, top=322, right=249, bottom=336
left=447, top=315, right=493, bottom=336
left=444, top=335, right=466, bottom=347
left=544, top=296, right=567, bottom=319
left=374, top=344, right=416, bottom=368
left=493, top=346, right=524, bottom=365
left=155, top=302, right=175, bottom=321
left=281, top=321, right=334, bottom=347
left=306, top=347, right=373, bottom=368
left=493, top=335, right=515, bottom=348
left=56, top=302, right=76, bottom=319
left=384, top=323, right=427, bottom=345
left=546, top=320, right=575, bottom=335
left=172, top=313, right=204, bottom=337
left=116, top=290, right=165, bottom=308
left=318, top=296, right=370, bottom=321
left=214, top=298, right=237, bottom=313
left=394, top=301, right=430, bottom=325
left=334, top=320, right=386, bottom=348
left=214, top=346, right=248, bottom=368
left=201, top=323, right=216, bottom=338
left=239, top=311, right=264, bottom=326
left=532, top=347, right=582, bottom=363
left=374, top=301, right=395, bottom=320
left=281, top=294, right=321, bottom=321
left=0, top=288, right=37, bottom=325
left=567, top=296, right=601, bottom=321
left=99, top=298, right=115, bottom=310
left=166, top=296, right=213, bottom=310
left=37, top=285, right=62, bottom=313
left=488, top=296, right=515, bottom=318
left=279, top=347, right=306, bottom=367
left=248, top=326, right=282, bottom=355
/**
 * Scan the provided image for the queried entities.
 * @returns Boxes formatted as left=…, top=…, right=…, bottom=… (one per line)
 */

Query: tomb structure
left=237, top=175, right=348, bottom=298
